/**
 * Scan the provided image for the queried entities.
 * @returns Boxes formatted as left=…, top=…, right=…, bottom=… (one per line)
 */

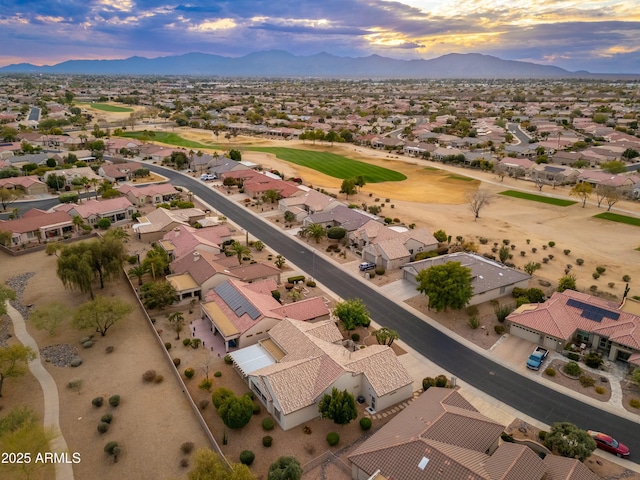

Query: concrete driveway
left=490, top=334, right=538, bottom=373
left=378, top=279, right=419, bottom=301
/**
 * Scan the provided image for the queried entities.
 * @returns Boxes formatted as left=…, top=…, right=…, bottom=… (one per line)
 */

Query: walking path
left=5, top=302, right=75, bottom=480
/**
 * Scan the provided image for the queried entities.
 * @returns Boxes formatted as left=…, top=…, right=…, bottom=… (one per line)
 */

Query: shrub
left=180, top=458, right=189, bottom=468
left=181, top=442, right=194, bottom=454
left=479, top=237, right=488, bottom=244
left=263, top=436, right=273, bottom=447
left=262, top=417, right=275, bottom=431
left=142, top=370, right=157, bottom=382
left=374, top=266, right=385, bottom=276
left=252, top=403, right=261, bottom=414
left=584, top=352, right=604, bottom=369
left=184, top=367, right=195, bottom=379
left=595, top=386, right=606, bottom=395
left=101, top=413, right=113, bottom=424
left=360, top=417, right=372, bottom=430
left=502, top=239, right=510, bottom=245
left=199, top=378, right=212, bottom=391
left=435, top=375, right=448, bottom=388
left=224, top=355, right=233, bottom=365
left=563, top=249, right=571, bottom=255
left=108, top=395, right=120, bottom=407
left=104, top=441, right=119, bottom=455
left=494, top=303, right=514, bottom=323
left=563, top=361, right=582, bottom=377
left=214, top=371, right=222, bottom=378
left=608, top=282, right=615, bottom=288
left=623, top=275, right=631, bottom=282
left=567, top=352, right=580, bottom=361
left=199, top=399, right=210, bottom=410
left=306, top=280, right=316, bottom=287
left=467, top=316, right=480, bottom=329
left=579, top=375, right=595, bottom=387
left=183, top=338, right=191, bottom=346
left=596, top=266, right=606, bottom=274
left=212, top=387, right=235, bottom=409
left=97, top=422, right=110, bottom=434
left=351, top=333, right=360, bottom=342
left=590, top=285, right=598, bottom=292
left=494, top=325, right=505, bottom=335
left=592, top=272, right=600, bottom=280
left=630, top=398, right=640, bottom=409
left=538, top=431, right=548, bottom=441
left=501, top=432, right=514, bottom=442
left=164, top=342, right=172, bottom=350
left=326, top=432, right=340, bottom=446
left=422, top=377, right=436, bottom=390
left=154, top=374, right=164, bottom=383
left=576, top=258, right=584, bottom=265
left=92, top=396, right=104, bottom=408
left=548, top=241, right=555, bottom=247
left=239, top=450, right=255, bottom=466
left=544, top=367, right=556, bottom=377
left=173, top=358, right=181, bottom=367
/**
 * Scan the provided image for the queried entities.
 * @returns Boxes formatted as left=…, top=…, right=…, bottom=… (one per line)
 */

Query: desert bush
left=494, top=325, right=505, bottom=335
left=262, top=417, right=275, bottom=431
left=501, top=432, right=514, bottom=442
left=567, top=352, right=580, bottom=361
left=623, top=275, right=631, bottom=282
left=262, top=436, right=273, bottom=447
left=564, top=249, right=570, bottom=255
left=252, top=403, right=261, bottom=415
left=360, top=417, right=372, bottom=430
left=224, top=355, right=233, bottom=364
left=142, top=370, right=157, bottom=382
left=532, top=247, right=537, bottom=253
left=467, top=316, right=480, bottom=329
left=173, top=357, right=181, bottom=366
left=502, top=239, right=510, bottom=245
left=180, top=458, right=189, bottom=468
left=351, top=333, right=360, bottom=342
left=212, top=387, right=235, bottom=409
left=576, top=258, right=584, bottom=265
left=97, top=422, right=110, bottom=434
left=590, top=285, right=598, bottom=292
left=92, top=396, right=104, bottom=408
left=596, top=266, right=606, bottom=274
left=494, top=303, right=514, bottom=323
left=544, top=367, right=556, bottom=377
left=538, top=431, right=548, bottom=440
left=239, top=450, right=255, bottom=466
left=548, top=241, right=555, bottom=247
left=608, top=282, right=615, bottom=288
left=182, top=338, right=191, bottom=346
left=104, top=441, right=119, bottom=455
left=595, top=386, right=606, bottom=395
left=108, top=395, right=120, bottom=407
left=579, top=375, right=595, bottom=387
left=520, top=251, right=526, bottom=256
left=199, top=399, right=210, bottom=410
left=584, top=352, right=604, bottom=369
left=164, top=342, right=172, bottom=350
left=592, top=272, right=600, bottom=280
left=374, top=267, right=385, bottom=275
left=306, top=280, right=316, bottom=287
left=214, top=371, right=222, bottom=378
left=154, top=374, right=164, bottom=383
left=181, top=442, right=194, bottom=454
left=101, top=413, right=113, bottom=424
left=422, top=377, right=436, bottom=390
left=326, top=432, right=340, bottom=446
left=563, top=362, right=582, bottom=377
left=630, top=398, right=640, bottom=409
left=199, top=378, right=212, bottom=391
left=435, top=375, right=448, bottom=388
left=479, top=237, right=488, bottom=244
left=184, top=367, right=195, bottom=379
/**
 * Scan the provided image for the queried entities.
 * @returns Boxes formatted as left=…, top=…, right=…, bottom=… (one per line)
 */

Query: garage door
left=543, top=335, right=558, bottom=350
left=510, top=324, right=541, bottom=344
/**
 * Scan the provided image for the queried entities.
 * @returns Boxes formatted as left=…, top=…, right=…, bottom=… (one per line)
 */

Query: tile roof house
left=278, top=188, right=343, bottom=221
left=230, top=318, right=413, bottom=431
left=304, top=205, right=381, bottom=232
left=242, top=176, right=301, bottom=200
left=98, top=161, right=143, bottom=182
left=160, top=224, right=231, bottom=260
left=118, top=183, right=180, bottom=206
left=0, top=175, right=48, bottom=195
left=348, top=387, right=598, bottom=480
left=53, top=197, right=135, bottom=226
left=506, top=290, right=640, bottom=368
left=0, top=208, right=73, bottom=246
left=577, top=171, right=638, bottom=188
left=403, top=252, right=531, bottom=306
left=132, top=207, right=207, bottom=242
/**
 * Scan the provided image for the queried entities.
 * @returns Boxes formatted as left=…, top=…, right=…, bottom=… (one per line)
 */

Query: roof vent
left=193, top=251, right=200, bottom=261
left=418, top=457, right=429, bottom=470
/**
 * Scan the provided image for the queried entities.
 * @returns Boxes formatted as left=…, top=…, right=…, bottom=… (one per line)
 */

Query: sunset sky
left=1, top=0, right=639, bottom=73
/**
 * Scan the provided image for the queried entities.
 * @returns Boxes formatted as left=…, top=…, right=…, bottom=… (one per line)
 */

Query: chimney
left=193, top=251, right=200, bottom=262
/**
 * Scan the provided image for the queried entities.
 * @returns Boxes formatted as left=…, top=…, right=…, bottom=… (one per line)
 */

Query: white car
left=200, top=174, right=216, bottom=181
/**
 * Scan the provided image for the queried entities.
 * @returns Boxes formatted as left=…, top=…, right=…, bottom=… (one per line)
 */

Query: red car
left=588, top=431, right=630, bottom=458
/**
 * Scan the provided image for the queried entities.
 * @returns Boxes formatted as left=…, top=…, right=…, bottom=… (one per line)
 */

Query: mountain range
left=0, top=50, right=599, bottom=78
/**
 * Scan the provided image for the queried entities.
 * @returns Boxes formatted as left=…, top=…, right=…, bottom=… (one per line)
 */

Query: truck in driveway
left=526, top=346, right=549, bottom=370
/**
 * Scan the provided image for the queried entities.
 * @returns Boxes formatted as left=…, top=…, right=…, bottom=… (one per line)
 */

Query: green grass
left=447, top=174, right=475, bottom=182
left=247, top=147, right=406, bottom=183
left=120, top=131, right=217, bottom=149
left=499, top=190, right=577, bottom=206
left=89, top=103, right=133, bottom=113
left=593, top=212, right=640, bottom=227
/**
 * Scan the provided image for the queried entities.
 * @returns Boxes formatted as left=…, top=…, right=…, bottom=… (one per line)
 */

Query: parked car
left=359, top=262, right=376, bottom=271
left=526, top=346, right=548, bottom=370
left=588, top=431, right=630, bottom=458
left=200, top=173, right=216, bottom=181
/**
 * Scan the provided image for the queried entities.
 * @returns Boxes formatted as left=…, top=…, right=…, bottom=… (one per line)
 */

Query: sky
left=1, top=0, right=639, bottom=73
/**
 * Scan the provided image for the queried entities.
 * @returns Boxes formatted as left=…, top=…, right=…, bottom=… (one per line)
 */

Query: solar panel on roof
left=544, top=166, right=564, bottom=173
left=566, top=298, right=620, bottom=323
left=214, top=282, right=261, bottom=320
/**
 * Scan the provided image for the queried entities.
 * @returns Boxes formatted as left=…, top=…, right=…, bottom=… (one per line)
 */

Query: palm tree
left=128, top=265, right=149, bottom=286
left=72, top=215, right=84, bottom=234
left=227, top=240, right=250, bottom=263
left=143, top=247, right=169, bottom=280
left=167, top=312, right=185, bottom=340
left=302, top=223, right=326, bottom=244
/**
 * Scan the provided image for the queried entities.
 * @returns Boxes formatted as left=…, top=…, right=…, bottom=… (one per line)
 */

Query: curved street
left=148, top=165, right=640, bottom=463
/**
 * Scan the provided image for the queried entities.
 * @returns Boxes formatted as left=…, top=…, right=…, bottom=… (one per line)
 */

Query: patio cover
left=230, top=343, right=276, bottom=377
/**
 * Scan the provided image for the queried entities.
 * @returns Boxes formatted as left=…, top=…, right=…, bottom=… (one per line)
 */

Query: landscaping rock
left=40, top=344, right=80, bottom=367
left=82, top=341, right=93, bottom=349
left=70, top=357, right=83, bottom=367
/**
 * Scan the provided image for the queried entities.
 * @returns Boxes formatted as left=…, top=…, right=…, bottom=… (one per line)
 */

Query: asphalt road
left=151, top=165, right=639, bottom=461
left=13, top=164, right=638, bottom=461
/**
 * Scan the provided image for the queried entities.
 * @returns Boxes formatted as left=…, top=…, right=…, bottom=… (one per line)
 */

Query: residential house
left=230, top=318, right=413, bottom=430
left=550, top=151, right=584, bottom=166
left=54, top=197, right=135, bottom=227
left=208, top=156, right=251, bottom=178
left=530, top=164, right=580, bottom=186
left=506, top=289, right=640, bottom=368
left=278, top=188, right=343, bottom=221
left=403, top=252, right=531, bottom=306
left=496, top=157, right=535, bottom=175
left=118, top=183, right=180, bottom=207
left=0, top=208, right=73, bottom=246
left=432, top=146, right=464, bottom=161
left=133, top=207, right=207, bottom=242
left=105, top=138, right=142, bottom=155
left=242, top=176, right=300, bottom=200
left=5, top=153, right=50, bottom=168
left=43, top=166, right=101, bottom=187
left=577, top=171, right=638, bottom=189
left=98, top=161, right=143, bottom=182
left=403, top=141, right=437, bottom=157
left=304, top=205, right=381, bottom=233
left=348, top=387, right=598, bottom=480
left=160, top=223, right=231, bottom=260
left=0, top=176, right=48, bottom=195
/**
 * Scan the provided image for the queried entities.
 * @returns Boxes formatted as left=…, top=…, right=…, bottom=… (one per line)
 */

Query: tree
left=333, top=298, right=370, bottom=330
left=0, top=230, right=11, bottom=247
left=0, top=285, right=16, bottom=316
left=318, top=388, right=357, bottom=425
left=416, top=262, right=473, bottom=312
left=128, top=264, right=149, bottom=286
left=188, top=448, right=256, bottom=480
left=56, top=244, right=96, bottom=299
left=467, top=190, right=491, bottom=221
left=340, top=178, right=357, bottom=198
left=29, top=302, right=71, bottom=336
left=373, top=327, right=399, bottom=346
left=622, top=148, right=639, bottom=161
left=570, top=182, right=592, bottom=208
left=268, top=456, right=302, bottom=480
left=524, top=262, right=541, bottom=275
left=543, top=422, right=596, bottom=462
left=168, top=312, right=185, bottom=340
left=600, top=160, right=626, bottom=174
left=73, top=296, right=133, bottom=336
left=301, top=223, right=326, bottom=244
left=72, top=215, right=85, bottom=233
left=604, top=187, right=622, bottom=212
left=557, top=273, right=577, bottom=292
left=140, top=281, right=177, bottom=310
left=0, top=345, right=37, bottom=397
left=142, top=245, right=170, bottom=280
left=227, top=240, right=251, bottom=263
left=218, top=394, right=254, bottom=429
left=433, top=229, right=448, bottom=243
left=0, top=187, right=22, bottom=211
left=263, top=189, right=281, bottom=204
